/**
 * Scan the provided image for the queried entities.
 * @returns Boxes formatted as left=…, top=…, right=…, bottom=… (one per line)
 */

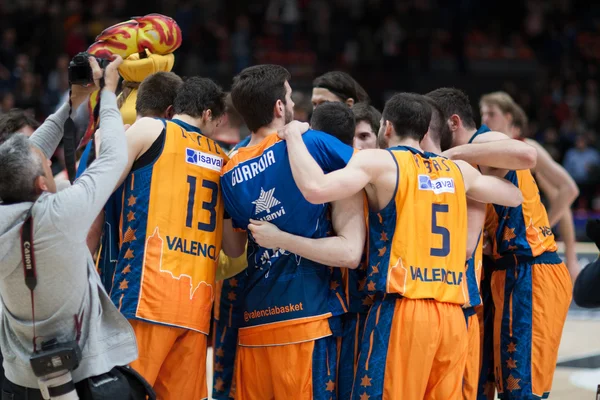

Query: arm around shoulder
left=456, top=160, right=523, bottom=207
left=446, top=131, right=536, bottom=171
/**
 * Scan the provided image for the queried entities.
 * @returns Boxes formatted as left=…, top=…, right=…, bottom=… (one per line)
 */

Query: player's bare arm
left=456, top=160, right=523, bottom=207
left=248, top=192, right=366, bottom=268
left=222, top=219, right=247, bottom=258
left=466, top=199, right=487, bottom=257
left=444, top=131, right=537, bottom=176
left=280, top=123, right=384, bottom=204
left=525, top=138, right=579, bottom=226
left=536, top=172, right=579, bottom=280
left=115, top=117, right=165, bottom=189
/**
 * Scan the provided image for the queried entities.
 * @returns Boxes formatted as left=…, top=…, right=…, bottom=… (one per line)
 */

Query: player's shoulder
left=301, top=128, right=335, bottom=143
left=300, top=129, right=354, bottom=156
left=130, top=116, right=165, bottom=133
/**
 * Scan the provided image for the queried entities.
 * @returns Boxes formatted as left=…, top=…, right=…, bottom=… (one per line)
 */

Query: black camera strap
left=20, top=209, right=84, bottom=353
left=20, top=209, right=38, bottom=352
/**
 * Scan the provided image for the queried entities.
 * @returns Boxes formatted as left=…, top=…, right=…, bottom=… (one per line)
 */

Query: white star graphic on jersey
left=252, top=187, right=281, bottom=214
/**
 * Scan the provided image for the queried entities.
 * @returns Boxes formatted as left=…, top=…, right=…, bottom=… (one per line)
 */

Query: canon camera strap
left=20, top=210, right=83, bottom=353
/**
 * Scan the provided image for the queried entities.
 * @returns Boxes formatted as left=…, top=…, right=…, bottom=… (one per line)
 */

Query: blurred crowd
left=1, top=0, right=600, bottom=210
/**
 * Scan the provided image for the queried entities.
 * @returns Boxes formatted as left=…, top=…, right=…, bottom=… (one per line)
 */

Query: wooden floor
left=553, top=317, right=600, bottom=399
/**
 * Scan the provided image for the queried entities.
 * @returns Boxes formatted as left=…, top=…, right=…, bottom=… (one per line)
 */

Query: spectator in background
left=14, top=72, right=40, bottom=115
left=540, top=127, right=563, bottom=162
left=0, top=109, right=39, bottom=140
left=0, top=93, right=14, bottom=113
left=563, top=135, right=600, bottom=209
left=46, top=55, right=70, bottom=99
left=0, top=28, right=17, bottom=91
left=231, top=15, right=252, bottom=74
left=583, top=79, right=599, bottom=127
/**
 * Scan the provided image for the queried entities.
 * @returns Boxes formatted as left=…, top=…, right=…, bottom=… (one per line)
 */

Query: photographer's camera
left=30, top=339, right=82, bottom=399
left=68, top=52, right=109, bottom=86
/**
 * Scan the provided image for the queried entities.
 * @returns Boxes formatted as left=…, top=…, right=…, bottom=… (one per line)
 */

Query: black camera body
left=30, top=338, right=82, bottom=378
left=68, top=51, right=109, bottom=86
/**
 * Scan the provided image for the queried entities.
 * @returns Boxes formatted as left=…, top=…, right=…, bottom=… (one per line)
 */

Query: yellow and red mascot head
left=80, top=13, right=182, bottom=147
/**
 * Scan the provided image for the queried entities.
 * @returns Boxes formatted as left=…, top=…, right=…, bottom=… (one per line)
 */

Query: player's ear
left=384, top=120, right=394, bottom=140
left=165, top=105, right=175, bottom=120
left=274, top=99, right=284, bottom=119
left=203, top=109, right=213, bottom=123
left=448, top=115, right=460, bottom=132
left=345, top=98, right=355, bottom=107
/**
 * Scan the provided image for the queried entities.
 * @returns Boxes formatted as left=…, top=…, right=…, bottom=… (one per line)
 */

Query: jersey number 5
left=430, top=204, right=450, bottom=257
left=186, top=175, right=217, bottom=232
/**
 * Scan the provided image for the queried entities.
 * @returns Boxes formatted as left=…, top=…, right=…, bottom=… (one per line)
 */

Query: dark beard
left=285, top=107, right=293, bottom=124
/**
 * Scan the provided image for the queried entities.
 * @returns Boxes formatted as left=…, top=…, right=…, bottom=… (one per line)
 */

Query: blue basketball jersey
left=220, top=130, right=353, bottom=331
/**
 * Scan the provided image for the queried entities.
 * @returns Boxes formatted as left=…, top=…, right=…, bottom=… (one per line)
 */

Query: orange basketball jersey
left=484, top=169, right=557, bottom=259
left=368, top=146, right=469, bottom=305
left=113, top=118, right=228, bottom=334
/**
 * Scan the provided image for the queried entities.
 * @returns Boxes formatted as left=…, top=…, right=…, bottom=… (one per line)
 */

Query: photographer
left=0, top=56, right=147, bottom=399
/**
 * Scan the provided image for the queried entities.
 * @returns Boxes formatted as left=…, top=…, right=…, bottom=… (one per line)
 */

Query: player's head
left=211, top=93, right=245, bottom=150
left=173, top=77, right=226, bottom=136
left=0, top=133, right=56, bottom=204
left=379, top=93, right=431, bottom=149
left=351, top=102, right=380, bottom=149
left=421, top=96, right=452, bottom=153
left=312, top=71, right=370, bottom=109
left=310, top=101, right=356, bottom=146
left=479, top=91, right=515, bottom=134
left=426, top=87, right=477, bottom=147
left=509, top=103, right=528, bottom=139
left=0, top=109, right=40, bottom=144
left=135, top=72, right=184, bottom=120
left=231, top=64, right=294, bottom=133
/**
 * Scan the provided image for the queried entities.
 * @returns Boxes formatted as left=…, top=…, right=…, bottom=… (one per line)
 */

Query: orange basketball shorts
left=352, top=295, right=468, bottom=400
left=491, top=252, right=571, bottom=399
left=129, top=319, right=208, bottom=400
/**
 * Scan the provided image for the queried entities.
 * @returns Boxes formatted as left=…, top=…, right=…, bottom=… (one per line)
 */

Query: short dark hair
left=382, top=93, right=431, bottom=142
left=352, top=102, right=381, bottom=135
left=173, top=77, right=226, bottom=119
left=0, top=109, right=40, bottom=145
left=136, top=72, right=183, bottom=118
left=426, top=88, right=476, bottom=130
left=231, top=65, right=291, bottom=132
left=310, top=102, right=356, bottom=145
left=313, top=71, right=370, bottom=104
left=423, top=97, right=453, bottom=151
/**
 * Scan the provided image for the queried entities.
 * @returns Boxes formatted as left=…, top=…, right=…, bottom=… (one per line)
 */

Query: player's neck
left=456, top=128, right=476, bottom=146
left=250, top=123, right=283, bottom=146
left=389, top=137, right=422, bottom=151
left=172, top=114, right=202, bottom=129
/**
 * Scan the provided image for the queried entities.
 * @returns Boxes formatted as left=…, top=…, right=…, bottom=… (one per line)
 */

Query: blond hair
left=480, top=91, right=516, bottom=115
